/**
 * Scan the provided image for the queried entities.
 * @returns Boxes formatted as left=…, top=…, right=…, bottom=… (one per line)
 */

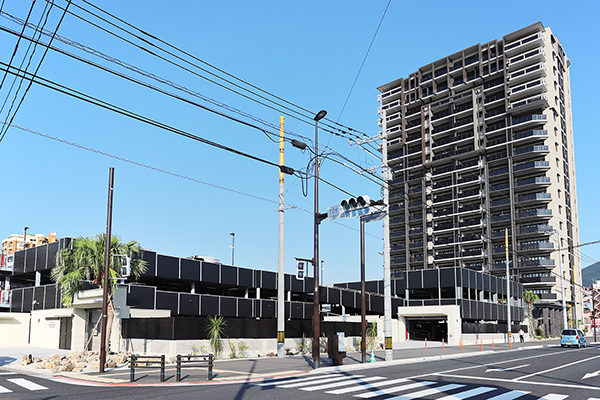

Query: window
left=558, top=205, right=562, bottom=214
left=556, top=158, right=559, bottom=167
left=557, top=189, right=561, bottom=198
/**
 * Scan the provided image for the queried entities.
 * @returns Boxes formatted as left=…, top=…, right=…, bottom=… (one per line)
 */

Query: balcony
left=513, top=145, right=549, bottom=160
left=508, top=63, right=547, bottom=87
left=492, top=213, right=511, bottom=223
left=512, top=114, right=546, bottom=127
left=515, top=192, right=551, bottom=205
left=507, top=48, right=546, bottom=71
left=389, top=217, right=406, bottom=227
left=518, top=241, right=554, bottom=252
left=505, top=32, right=545, bottom=57
left=516, top=224, right=553, bottom=237
left=515, top=176, right=551, bottom=189
left=508, top=79, right=548, bottom=101
left=517, top=258, right=555, bottom=271
left=516, top=208, right=552, bottom=221
left=509, top=94, right=549, bottom=112
left=513, top=161, right=550, bottom=175
left=513, top=129, right=548, bottom=142
left=520, top=276, right=556, bottom=285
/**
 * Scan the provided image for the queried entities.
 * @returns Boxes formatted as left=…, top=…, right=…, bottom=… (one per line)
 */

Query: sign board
left=327, top=205, right=370, bottom=221
left=337, top=332, right=345, bottom=352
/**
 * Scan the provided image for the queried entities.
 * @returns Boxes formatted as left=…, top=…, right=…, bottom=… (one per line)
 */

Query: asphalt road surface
left=2, top=345, right=600, bottom=399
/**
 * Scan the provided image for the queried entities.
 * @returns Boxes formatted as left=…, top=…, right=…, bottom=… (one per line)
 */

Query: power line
left=0, top=0, right=71, bottom=142
left=6, top=122, right=382, bottom=240
left=336, top=0, right=391, bottom=122
left=0, top=61, right=295, bottom=174
left=41, top=0, right=366, bottom=144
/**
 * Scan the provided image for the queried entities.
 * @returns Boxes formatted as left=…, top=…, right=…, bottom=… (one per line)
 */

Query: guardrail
left=176, top=354, right=214, bottom=381
left=129, top=355, right=165, bottom=382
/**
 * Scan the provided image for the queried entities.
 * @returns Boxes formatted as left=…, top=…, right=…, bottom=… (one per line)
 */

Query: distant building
left=377, top=22, right=580, bottom=337
left=1, top=232, right=56, bottom=257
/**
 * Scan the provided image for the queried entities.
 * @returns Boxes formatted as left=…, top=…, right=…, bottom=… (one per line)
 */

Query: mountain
left=582, top=261, right=600, bottom=287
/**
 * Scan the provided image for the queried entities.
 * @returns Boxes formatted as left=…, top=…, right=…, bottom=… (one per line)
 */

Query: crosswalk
left=254, top=373, right=578, bottom=400
left=0, top=374, right=48, bottom=394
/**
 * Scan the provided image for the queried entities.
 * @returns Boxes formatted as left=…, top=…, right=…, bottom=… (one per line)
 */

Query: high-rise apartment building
left=377, top=22, right=580, bottom=334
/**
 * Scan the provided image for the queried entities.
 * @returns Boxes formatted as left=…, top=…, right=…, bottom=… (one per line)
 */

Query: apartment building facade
left=377, top=22, right=580, bottom=335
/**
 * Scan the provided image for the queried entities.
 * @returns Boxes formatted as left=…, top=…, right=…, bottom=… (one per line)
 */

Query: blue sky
left=1, top=0, right=599, bottom=285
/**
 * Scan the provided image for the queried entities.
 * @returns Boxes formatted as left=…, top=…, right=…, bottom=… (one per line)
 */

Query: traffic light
left=121, top=256, right=131, bottom=278
left=296, top=261, right=305, bottom=280
left=340, top=195, right=371, bottom=217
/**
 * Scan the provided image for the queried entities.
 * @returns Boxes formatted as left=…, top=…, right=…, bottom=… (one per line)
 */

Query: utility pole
left=381, top=112, right=392, bottom=361
left=360, top=218, right=367, bottom=363
left=100, top=167, right=114, bottom=373
left=505, top=228, right=511, bottom=343
left=321, top=260, right=324, bottom=286
left=558, top=228, right=568, bottom=329
left=277, top=116, right=285, bottom=358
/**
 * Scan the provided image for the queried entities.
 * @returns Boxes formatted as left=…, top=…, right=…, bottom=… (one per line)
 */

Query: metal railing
left=176, top=354, right=214, bottom=382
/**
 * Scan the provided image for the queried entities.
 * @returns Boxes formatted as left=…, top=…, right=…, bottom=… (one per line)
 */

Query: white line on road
left=485, top=390, right=531, bottom=400
left=437, top=373, right=600, bottom=391
left=279, top=375, right=364, bottom=388
left=583, top=368, right=600, bottom=380
left=0, top=385, right=12, bottom=393
left=515, top=354, right=600, bottom=381
left=256, top=374, right=344, bottom=386
left=436, top=386, right=496, bottom=400
left=384, top=383, right=464, bottom=400
left=354, top=381, right=437, bottom=398
left=486, top=364, right=530, bottom=373
left=301, top=376, right=385, bottom=391
left=7, top=378, right=48, bottom=391
left=326, top=377, right=410, bottom=395
left=537, top=394, right=568, bottom=400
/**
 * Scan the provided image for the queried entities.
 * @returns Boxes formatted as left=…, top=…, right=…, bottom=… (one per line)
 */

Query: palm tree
left=52, top=234, right=147, bottom=350
left=523, top=290, right=540, bottom=337
left=205, top=315, right=226, bottom=357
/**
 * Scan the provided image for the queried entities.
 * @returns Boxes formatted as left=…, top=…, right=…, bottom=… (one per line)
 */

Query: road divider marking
left=486, top=364, right=530, bottom=373
left=7, top=378, right=48, bottom=391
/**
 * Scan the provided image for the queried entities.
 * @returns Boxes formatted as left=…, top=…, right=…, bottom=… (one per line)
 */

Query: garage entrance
left=406, top=318, right=447, bottom=342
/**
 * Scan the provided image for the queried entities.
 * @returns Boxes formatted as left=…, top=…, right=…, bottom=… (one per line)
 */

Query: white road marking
left=0, top=373, right=16, bottom=375
left=326, top=377, right=410, bottom=395
left=515, top=354, right=600, bottom=381
left=437, top=373, right=600, bottom=391
left=437, top=386, right=497, bottom=400
left=486, top=364, right=530, bottom=373
left=279, top=375, right=363, bottom=388
left=583, top=368, right=600, bottom=380
left=485, top=390, right=531, bottom=400
left=384, top=383, right=464, bottom=400
left=0, top=384, right=12, bottom=393
left=300, top=376, right=385, bottom=391
left=256, top=374, right=344, bottom=386
left=7, top=378, right=48, bottom=391
left=537, top=394, right=568, bottom=400
left=354, top=381, right=437, bottom=398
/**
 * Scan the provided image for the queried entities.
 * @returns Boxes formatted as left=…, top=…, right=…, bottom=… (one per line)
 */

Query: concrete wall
left=0, top=312, right=30, bottom=346
left=123, top=337, right=363, bottom=359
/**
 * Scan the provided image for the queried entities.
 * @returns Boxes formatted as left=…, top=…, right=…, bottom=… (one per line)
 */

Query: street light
left=312, top=109, right=326, bottom=369
left=230, top=233, right=235, bottom=266
left=23, top=227, right=29, bottom=250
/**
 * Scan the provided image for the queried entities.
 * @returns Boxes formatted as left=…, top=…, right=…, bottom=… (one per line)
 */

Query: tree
left=51, top=234, right=147, bottom=350
left=524, top=290, right=540, bottom=338
left=523, top=290, right=540, bottom=317
left=205, top=315, right=226, bottom=357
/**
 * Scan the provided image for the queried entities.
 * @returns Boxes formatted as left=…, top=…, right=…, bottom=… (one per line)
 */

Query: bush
left=535, top=327, right=545, bottom=337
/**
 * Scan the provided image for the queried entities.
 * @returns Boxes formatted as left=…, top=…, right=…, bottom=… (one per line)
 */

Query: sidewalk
left=1, top=339, right=561, bottom=386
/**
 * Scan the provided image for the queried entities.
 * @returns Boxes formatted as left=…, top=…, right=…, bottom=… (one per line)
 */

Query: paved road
left=4, top=341, right=600, bottom=399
